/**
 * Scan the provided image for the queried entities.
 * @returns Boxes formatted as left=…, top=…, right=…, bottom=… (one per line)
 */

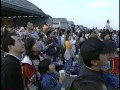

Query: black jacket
left=79, top=65, right=103, bottom=77
left=1, top=55, right=24, bottom=90
left=79, top=65, right=113, bottom=90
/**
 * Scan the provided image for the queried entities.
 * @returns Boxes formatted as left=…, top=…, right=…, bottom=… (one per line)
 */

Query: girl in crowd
left=22, top=37, right=41, bottom=90
left=64, top=35, right=73, bottom=75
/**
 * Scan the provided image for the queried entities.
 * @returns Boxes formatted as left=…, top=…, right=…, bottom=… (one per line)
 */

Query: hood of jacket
left=21, top=55, right=32, bottom=65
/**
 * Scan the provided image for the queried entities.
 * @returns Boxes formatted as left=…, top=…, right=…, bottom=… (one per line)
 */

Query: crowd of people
left=1, top=20, right=119, bottom=90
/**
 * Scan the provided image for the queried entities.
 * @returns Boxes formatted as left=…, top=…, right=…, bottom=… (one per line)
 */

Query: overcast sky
left=27, top=0, right=119, bottom=30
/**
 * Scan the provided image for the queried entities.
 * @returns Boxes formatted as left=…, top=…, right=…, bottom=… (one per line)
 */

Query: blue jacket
left=103, top=73, right=119, bottom=89
left=71, top=63, right=82, bottom=75
left=39, top=73, right=62, bottom=90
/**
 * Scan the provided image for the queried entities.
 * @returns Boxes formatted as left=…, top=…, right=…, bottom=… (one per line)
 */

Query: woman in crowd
left=64, top=35, right=73, bottom=75
left=45, top=31, right=58, bottom=61
left=21, top=37, right=41, bottom=90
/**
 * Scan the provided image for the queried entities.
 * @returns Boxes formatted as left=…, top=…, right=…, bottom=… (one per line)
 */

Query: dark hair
left=23, top=22, right=27, bottom=28
left=100, top=30, right=110, bottom=40
left=39, top=34, right=44, bottom=40
left=78, top=32, right=83, bottom=38
left=38, top=58, right=52, bottom=75
left=23, top=20, right=30, bottom=29
left=118, top=31, right=120, bottom=36
left=112, top=30, right=116, bottom=34
left=101, top=40, right=116, bottom=54
left=2, top=25, right=14, bottom=35
left=80, top=37, right=104, bottom=67
left=1, top=33, right=17, bottom=53
left=70, top=75, right=107, bottom=90
left=67, top=30, right=71, bottom=35
left=24, top=37, right=35, bottom=57
left=65, top=35, right=70, bottom=41
left=107, top=20, right=109, bottom=23
left=44, top=22, right=47, bottom=25
left=46, top=30, right=52, bottom=37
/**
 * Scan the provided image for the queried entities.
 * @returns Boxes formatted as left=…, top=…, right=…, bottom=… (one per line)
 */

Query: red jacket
left=112, top=56, right=119, bottom=75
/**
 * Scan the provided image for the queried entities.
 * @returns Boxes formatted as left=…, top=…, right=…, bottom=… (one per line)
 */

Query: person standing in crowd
left=1, top=33, right=25, bottom=90
left=16, top=27, right=26, bottom=40
left=105, top=20, right=113, bottom=32
left=64, top=35, right=73, bottom=75
left=38, top=58, right=65, bottom=90
left=99, top=31, right=119, bottom=86
left=24, top=21, right=33, bottom=38
left=98, top=30, right=113, bottom=71
left=52, top=30, right=61, bottom=62
left=38, top=34, right=46, bottom=52
left=45, top=31, right=58, bottom=61
left=61, top=31, right=66, bottom=48
left=24, top=21, right=39, bottom=40
left=99, top=40, right=119, bottom=89
left=100, top=40, right=115, bottom=72
left=100, top=30, right=111, bottom=41
left=110, top=31, right=119, bottom=76
left=2, top=25, right=15, bottom=35
left=112, top=30, right=119, bottom=51
left=89, top=31, right=98, bottom=38
left=78, top=31, right=86, bottom=43
left=79, top=37, right=119, bottom=90
left=43, top=22, right=49, bottom=33
left=60, top=31, right=66, bottom=64
left=99, top=30, right=117, bottom=72
left=21, top=37, right=41, bottom=90
left=69, top=31, right=76, bottom=56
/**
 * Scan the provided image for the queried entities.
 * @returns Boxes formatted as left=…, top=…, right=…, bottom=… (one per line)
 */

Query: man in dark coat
left=79, top=37, right=119, bottom=90
left=1, top=33, right=25, bottom=90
